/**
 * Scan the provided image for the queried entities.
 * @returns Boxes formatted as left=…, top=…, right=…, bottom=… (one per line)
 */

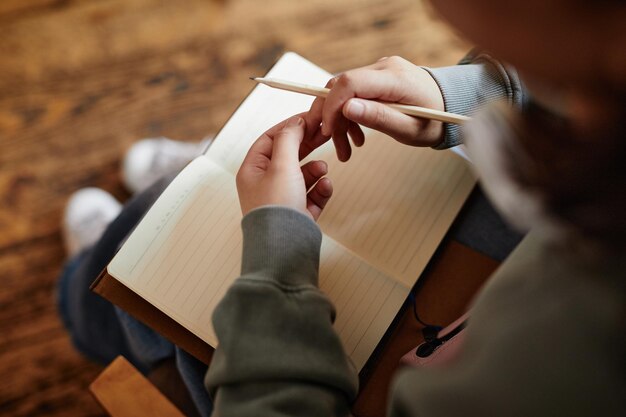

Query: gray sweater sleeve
left=423, top=50, right=526, bottom=149
left=204, top=206, right=358, bottom=417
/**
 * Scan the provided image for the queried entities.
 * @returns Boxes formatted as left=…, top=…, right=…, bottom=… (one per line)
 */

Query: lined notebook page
left=108, top=157, right=241, bottom=346
left=206, top=52, right=334, bottom=176
left=319, top=238, right=409, bottom=370
left=108, top=156, right=409, bottom=370
left=318, top=136, right=476, bottom=288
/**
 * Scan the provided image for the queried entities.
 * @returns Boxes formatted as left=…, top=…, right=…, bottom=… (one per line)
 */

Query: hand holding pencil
left=254, top=56, right=466, bottom=161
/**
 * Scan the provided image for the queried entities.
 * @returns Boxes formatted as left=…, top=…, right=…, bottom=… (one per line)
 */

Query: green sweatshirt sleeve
left=204, top=206, right=358, bottom=417
left=423, top=49, right=526, bottom=149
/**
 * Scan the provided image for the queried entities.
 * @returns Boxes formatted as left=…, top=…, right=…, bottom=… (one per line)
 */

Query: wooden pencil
left=251, top=77, right=471, bottom=125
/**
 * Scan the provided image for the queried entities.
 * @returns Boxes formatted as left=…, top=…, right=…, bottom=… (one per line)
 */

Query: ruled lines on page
left=108, top=156, right=242, bottom=346
left=205, top=52, right=335, bottom=176
left=319, top=238, right=409, bottom=370
left=108, top=156, right=410, bottom=371
left=319, top=134, right=476, bottom=288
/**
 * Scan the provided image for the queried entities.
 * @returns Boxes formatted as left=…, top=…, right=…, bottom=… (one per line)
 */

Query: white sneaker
left=122, top=136, right=212, bottom=194
left=63, top=188, right=122, bottom=257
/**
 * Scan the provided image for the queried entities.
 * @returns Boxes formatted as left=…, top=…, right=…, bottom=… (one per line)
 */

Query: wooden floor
left=0, top=1, right=466, bottom=415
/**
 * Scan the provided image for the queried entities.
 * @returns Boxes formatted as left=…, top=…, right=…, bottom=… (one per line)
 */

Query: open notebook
left=95, top=52, right=476, bottom=371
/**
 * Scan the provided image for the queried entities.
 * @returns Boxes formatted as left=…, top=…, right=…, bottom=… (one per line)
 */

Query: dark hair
left=503, top=98, right=626, bottom=249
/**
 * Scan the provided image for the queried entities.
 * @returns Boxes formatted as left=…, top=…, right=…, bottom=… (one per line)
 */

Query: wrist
left=423, top=61, right=514, bottom=149
left=407, top=67, right=446, bottom=147
left=241, top=206, right=322, bottom=286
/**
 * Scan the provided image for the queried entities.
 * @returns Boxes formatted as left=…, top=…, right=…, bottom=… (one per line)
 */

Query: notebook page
left=108, top=156, right=241, bottom=346
left=320, top=238, right=409, bottom=370
left=318, top=135, right=476, bottom=288
left=108, top=156, right=409, bottom=370
left=205, top=52, right=334, bottom=176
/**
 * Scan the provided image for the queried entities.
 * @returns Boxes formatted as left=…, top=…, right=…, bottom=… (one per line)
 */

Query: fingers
left=260, top=112, right=330, bottom=163
left=240, top=133, right=274, bottom=172
left=343, top=98, right=436, bottom=145
left=348, top=121, right=365, bottom=147
left=318, top=68, right=406, bottom=161
left=309, top=76, right=337, bottom=133
left=306, top=74, right=371, bottom=161
left=321, top=69, right=403, bottom=137
left=306, top=177, right=333, bottom=221
left=332, top=123, right=352, bottom=162
left=300, top=110, right=331, bottom=160
left=238, top=113, right=335, bottom=221
left=306, top=83, right=328, bottom=128
left=301, top=160, right=332, bottom=220
left=304, top=56, right=445, bottom=157
left=301, top=160, right=328, bottom=189
left=299, top=127, right=331, bottom=160
left=264, top=112, right=310, bottom=140
left=271, top=116, right=305, bottom=169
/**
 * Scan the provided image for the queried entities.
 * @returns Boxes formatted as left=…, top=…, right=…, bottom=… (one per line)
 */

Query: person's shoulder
left=467, top=230, right=626, bottom=408
left=390, top=231, right=626, bottom=417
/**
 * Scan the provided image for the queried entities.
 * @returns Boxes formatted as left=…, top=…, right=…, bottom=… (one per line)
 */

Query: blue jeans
left=57, top=174, right=213, bottom=416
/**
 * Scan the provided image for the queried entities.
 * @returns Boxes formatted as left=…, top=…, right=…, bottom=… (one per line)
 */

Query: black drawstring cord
left=408, top=291, right=469, bottom=358
left=407, top=291, right=442, bottom=341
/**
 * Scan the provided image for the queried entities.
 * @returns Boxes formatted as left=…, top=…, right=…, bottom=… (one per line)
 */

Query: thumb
left=272, top=116, right=305, bottom=167
left=343, top=98, right=423, bottom=143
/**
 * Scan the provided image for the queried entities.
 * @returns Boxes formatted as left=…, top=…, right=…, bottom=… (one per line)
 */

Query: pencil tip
left=249, top=77, right=258, bottom=81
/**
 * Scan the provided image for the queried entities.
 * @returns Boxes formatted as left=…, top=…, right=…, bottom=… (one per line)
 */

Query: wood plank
left=0, top=237, right=105, bottom=416
left=0, top=329, right=103, bottom=416
left=90, top=356, right=184, bottom=417
left=0, top=0, right=467, bottom=249
left=0, top=0, right=88, bottom=19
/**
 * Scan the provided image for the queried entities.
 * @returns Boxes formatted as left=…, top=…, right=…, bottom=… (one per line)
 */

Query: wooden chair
left=90, top=356, right=185, bottom=417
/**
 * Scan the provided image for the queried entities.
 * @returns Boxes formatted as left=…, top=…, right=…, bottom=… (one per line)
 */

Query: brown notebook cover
left=90, top=270, right=214, bottom=365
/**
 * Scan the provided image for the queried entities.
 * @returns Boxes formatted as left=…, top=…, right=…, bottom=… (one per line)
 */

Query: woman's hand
left=236, top=115, right=333, bottom=221
left=308, top=56, right=445, bottom=161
